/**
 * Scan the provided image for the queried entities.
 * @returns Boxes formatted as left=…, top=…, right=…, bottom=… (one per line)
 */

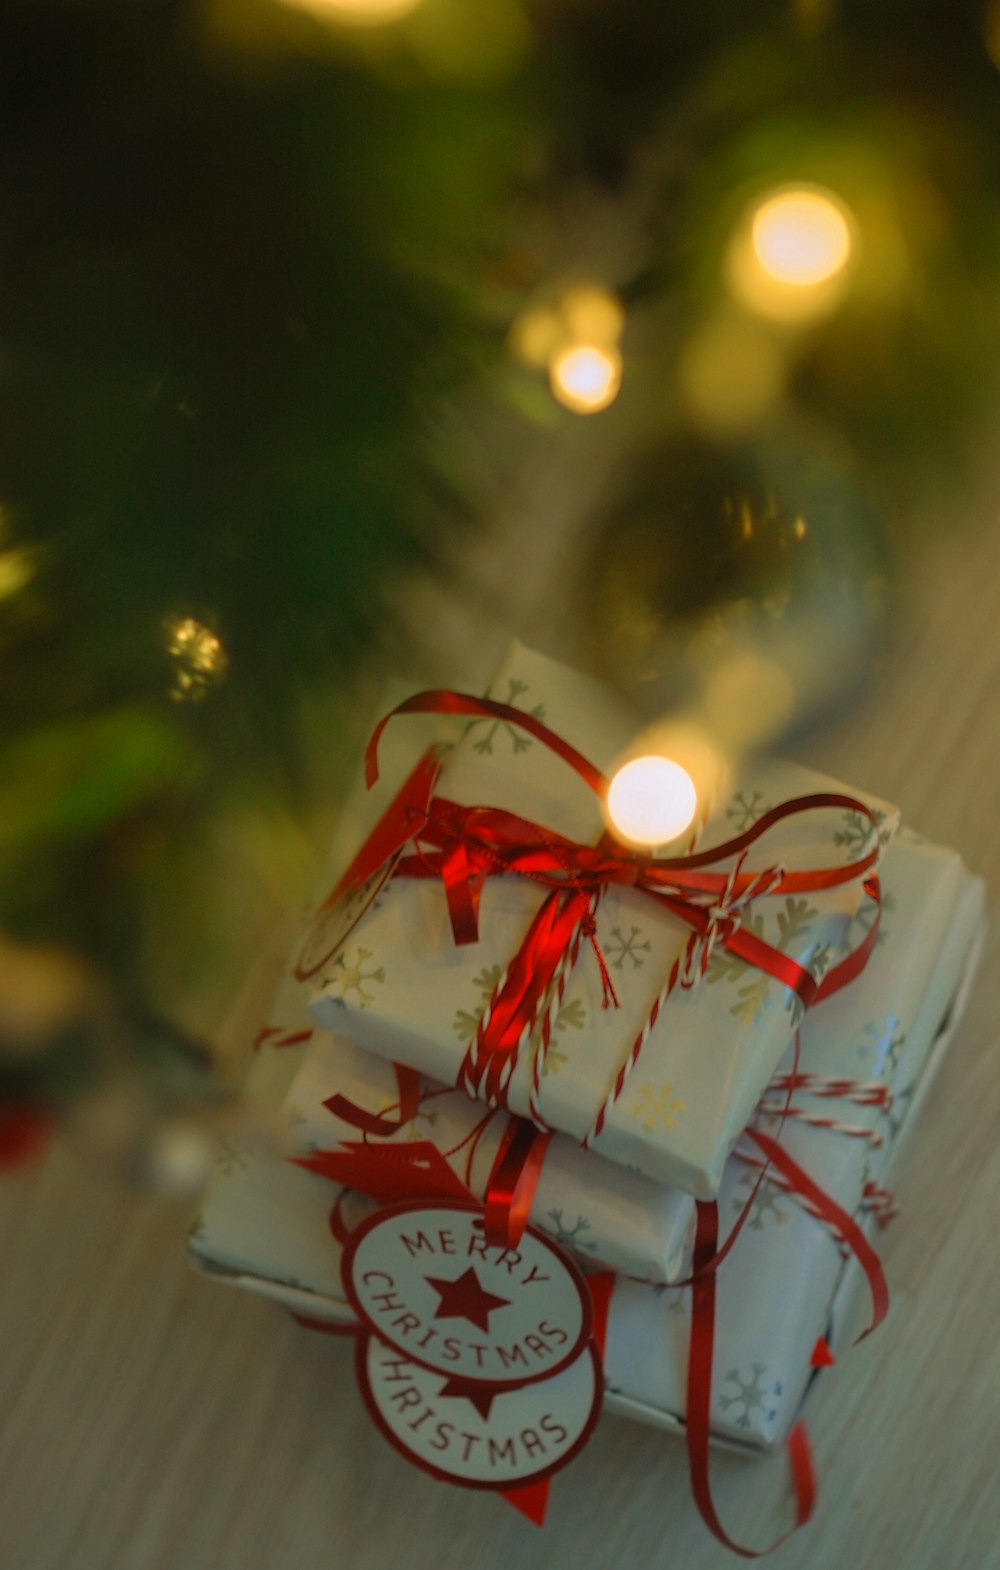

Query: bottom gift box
left=190, top=832, right=985, bottom=1469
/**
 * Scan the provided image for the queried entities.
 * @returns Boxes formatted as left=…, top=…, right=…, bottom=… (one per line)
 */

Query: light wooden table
left=2, top=523, right=999, bottom=1570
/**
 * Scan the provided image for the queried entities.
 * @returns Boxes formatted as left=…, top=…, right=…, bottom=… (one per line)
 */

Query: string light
left=549, top=343, right=622, bottom=414
left=729, top=184, right=856, bottom=322
left=167, top=617, right=228, bottom=702
left=606, top=755, right=698, bottom=847
left=752, top=189, right=851, bottom=287
left=510, top=283, right=625, bottom=414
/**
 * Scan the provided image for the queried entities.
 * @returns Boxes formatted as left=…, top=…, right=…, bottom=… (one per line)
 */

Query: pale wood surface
left=3, top=520, right=1000, bottom=1570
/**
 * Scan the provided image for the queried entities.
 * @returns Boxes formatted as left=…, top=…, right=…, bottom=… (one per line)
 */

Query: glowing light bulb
left=751, top=189, right=851, bottom=287
left=606, top=756, right=698, bottom=847
left=549, top=343, right=622, bottom=414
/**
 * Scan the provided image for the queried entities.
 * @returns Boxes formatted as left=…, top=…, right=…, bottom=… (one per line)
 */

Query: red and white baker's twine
left=580, top=854, right=786, bottom=1150
left=755, top=1073, right=893, bottom=1147
left=733, top=1066, right=899, bottom=1242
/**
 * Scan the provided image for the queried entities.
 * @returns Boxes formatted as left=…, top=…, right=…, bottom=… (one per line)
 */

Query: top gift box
left=302, top=643, right=897, bottom=1198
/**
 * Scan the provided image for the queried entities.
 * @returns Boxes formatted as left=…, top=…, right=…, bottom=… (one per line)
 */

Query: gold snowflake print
left=629, top=1082, right=685, bottom=1132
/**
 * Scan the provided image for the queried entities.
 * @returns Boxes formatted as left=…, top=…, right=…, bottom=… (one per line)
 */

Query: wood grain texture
left=3, top=524, right=999, bottom=1570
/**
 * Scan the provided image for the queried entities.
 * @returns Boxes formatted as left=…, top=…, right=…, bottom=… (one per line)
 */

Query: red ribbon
left=482, top=1118, right=553, bottom=1247
left=687, top=1201, right=817, bottom=1557
left=685, top=1133, right=890, bottom=1556
left=307, top=689, right=885, bottom=1141
left=324, top=1063, right=422, bottom=1139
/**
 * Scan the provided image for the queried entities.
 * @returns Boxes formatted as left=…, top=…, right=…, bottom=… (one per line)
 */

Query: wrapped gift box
left=191, top=832, right=984, bottom=1456
left=601, top=833, right=985, bottom=1449
left=281, top=1034, right=694, bottom=1285
left=305, top=641, right=897, bottom=1197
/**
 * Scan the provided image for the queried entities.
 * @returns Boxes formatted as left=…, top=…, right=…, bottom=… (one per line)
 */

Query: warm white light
left=550, top=343, right=622, bottom=414
left=607, top=755, right=698, bottom=847
left=751, top=189, right=851, bottom=287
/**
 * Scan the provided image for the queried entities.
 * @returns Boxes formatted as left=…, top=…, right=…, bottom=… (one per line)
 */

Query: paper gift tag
left=357, top=1333, right=602, bottom=1490
left=342, top=1200, right=593, bottom=1386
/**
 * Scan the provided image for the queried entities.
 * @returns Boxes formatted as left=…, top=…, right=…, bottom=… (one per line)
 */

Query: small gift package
left=190, top=828, right=985, bottom=1439
left=282, top=1034, right=694, bottom=1285
left=303, top=641, right=898, bottom=1198
left=600, top=829, right=986, bottom=1449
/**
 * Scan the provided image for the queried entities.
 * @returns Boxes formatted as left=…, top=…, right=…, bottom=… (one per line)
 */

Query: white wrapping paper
left=281, top=1035, right=694, bottom=1285
left=601, top=834, right=985, bottom=1448
left=307, top=641, right=897, bottom=1197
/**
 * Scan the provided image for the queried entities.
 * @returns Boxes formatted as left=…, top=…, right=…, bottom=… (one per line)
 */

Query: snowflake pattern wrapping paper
left=602, top=832, right=985, bottom=1447
left=307, top=641, right=899, bottom=1197
left=189, top=833, right=984, bottom=1453
left=279, top=1034, right=694, bottom=1285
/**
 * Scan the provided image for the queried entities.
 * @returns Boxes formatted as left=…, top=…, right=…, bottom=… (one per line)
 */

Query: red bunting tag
left=341, top=1199, right=593, bottom=1387
left=356, top=1333, right=602, bottom=1492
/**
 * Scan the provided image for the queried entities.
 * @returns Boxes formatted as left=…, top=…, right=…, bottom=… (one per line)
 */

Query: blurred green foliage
left=2, top=0, right=1000, bottom=1096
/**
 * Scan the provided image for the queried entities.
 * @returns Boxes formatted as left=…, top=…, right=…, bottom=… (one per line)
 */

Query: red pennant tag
left=292, top=1141, right=472, bottom=1209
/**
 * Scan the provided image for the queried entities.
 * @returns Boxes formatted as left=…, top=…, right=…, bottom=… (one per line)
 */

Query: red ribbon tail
left=324, top=1063, right=423, bottom=1138
left=686, top=1201, right=816, bottom=1557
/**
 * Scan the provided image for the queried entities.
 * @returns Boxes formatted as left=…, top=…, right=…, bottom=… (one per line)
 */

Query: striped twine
left=527, top=895, right=595, bottom=1128
left=583, top=856, right=786, bottom=1151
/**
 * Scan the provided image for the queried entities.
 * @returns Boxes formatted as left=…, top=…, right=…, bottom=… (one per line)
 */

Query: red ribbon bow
left=307, top=690, right=884, bottom=1143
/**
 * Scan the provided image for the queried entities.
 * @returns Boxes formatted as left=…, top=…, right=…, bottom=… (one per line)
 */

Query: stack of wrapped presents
left=190, top=643, right=984, bottom=1536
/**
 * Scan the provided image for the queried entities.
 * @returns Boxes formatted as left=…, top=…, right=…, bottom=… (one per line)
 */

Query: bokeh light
left=510, top=283, right=625, bottom=413
left=606, top=755, right=698, bottom=846
left=680, top=315, right=786, bottom=437
left=752, top=189, right=852, bottom=286
left=729, top=184, right=856, bottom=322
left=167, top=616, right=228, bottom=702
left=0, top=548, right=36, bottom=601
left=550, top=343, right=622, bottom=414
left=560, top=286, right=625, bottom=348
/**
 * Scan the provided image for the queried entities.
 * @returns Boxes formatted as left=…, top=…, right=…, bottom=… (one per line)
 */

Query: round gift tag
left=294, top=863, right=396, bottom=982
left=358, top=1333, right=602, bottom=1490
left=342, top=1200, right=592, bottom=1387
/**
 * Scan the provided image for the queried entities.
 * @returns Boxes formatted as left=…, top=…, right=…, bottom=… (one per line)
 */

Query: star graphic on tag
left=437, top=1377, right=498, bottom=1421
left=424, top=1265, right=511, bottom=1333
